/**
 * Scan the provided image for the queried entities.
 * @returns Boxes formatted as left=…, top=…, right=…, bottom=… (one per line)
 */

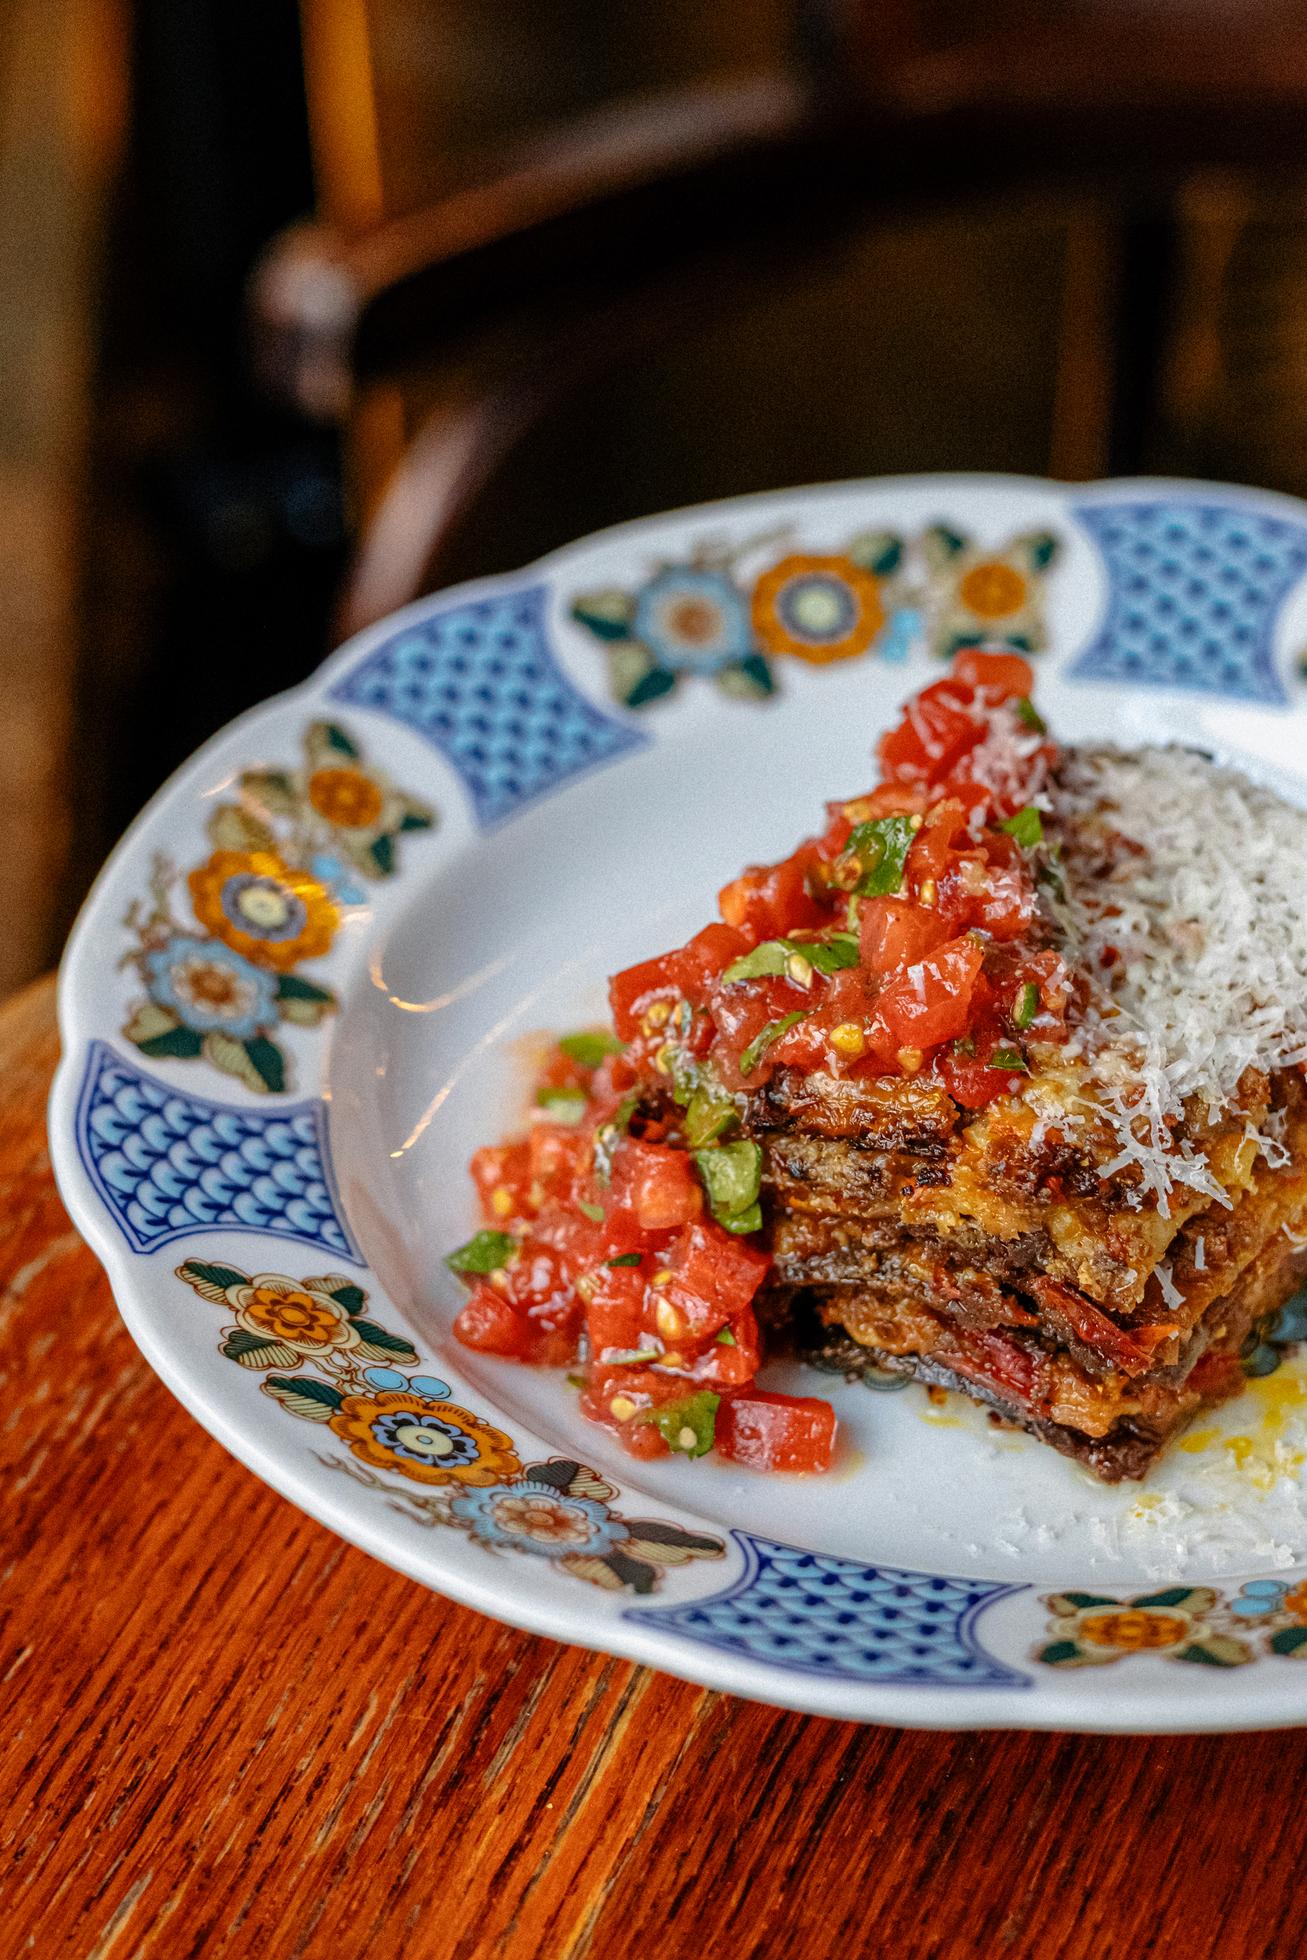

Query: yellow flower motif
left=233, top=1277, right=358, bottom=1357
left=329, top=1390, right=520, bottom=1487
left=189, top=849, right=339, bottom=971
left=957, top=559, right=1029, bottom=621
left=1036, top=1586, right=1251, bottom=1668
left=307, top=766, right=387, bottom=832
left=751, top=554, right=886, bottom=664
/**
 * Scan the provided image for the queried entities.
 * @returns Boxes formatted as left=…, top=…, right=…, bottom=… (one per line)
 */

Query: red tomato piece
left=609, top=953, right=681, bottom=1041
left=870, top=935, right=986, bottom=1055
left=939, top=1052, right=1024, bottom=1109
left=675, top=922, right=754, bottom=996
left=718, top=847, right=824, bottom=940
left=610, top=1139, right=703, bottom=1234
left=950, top=648, right=1034, bottom=701
left=470, top=1141, right=534, bottom=1223
left=716, top=1390, right=837, bottom=1473
left=585, top=1262, right=649, bottom=1357
left=859, top=896, right=951, bottom=976
left=877, top=680, right=983, bottom=788
left=453, top=1284, right=530, bottom=1358
left=527, top=1122, right=589, bottom=1205
left=662, top=1221, right=771, bottom=1341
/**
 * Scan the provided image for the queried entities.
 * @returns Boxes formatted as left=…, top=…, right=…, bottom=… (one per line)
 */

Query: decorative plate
left=52, top=474, right=1307, bottom=1732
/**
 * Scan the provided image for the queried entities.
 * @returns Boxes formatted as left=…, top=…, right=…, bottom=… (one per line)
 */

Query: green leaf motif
left=369, top=834, right=395, bottom=877
left=352, top=1320, right=420, bottom=1363
left=221, top=1329, right=298, bottom=1370
left=205, top=1032, right=279, bottom=1094
left=276, top=973, right=335, bottom=1003
left=179, top=1259, right=248, bottom=1297
left=319, top=721, right=361, bottom=759
left=136, top=1021, right=206, bottom=1061
left=399, top=805, right=434, bottom=832
left=716, top=654, right=775, bottom=700
left=244, top=1035, right=287, bottom=1093
left=625, top=666, right=678, bottom=709
left=239, top=767, right=299, bottom=814
left=571, top=590, right=635, bottom=641
left=1269, top=1626, right=1307, bottom=1656
left=262, top=1375, right=343, bottom=1420
left=1034, top=1640, right=1089, bottom=1667
left=123, top=1001, right=185, bottom=1047
left=326, top=1281, right=367, bottom=1317
left=208, top=802, right=276, bottom=853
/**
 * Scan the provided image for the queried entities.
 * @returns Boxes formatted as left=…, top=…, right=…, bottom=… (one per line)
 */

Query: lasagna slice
left=450, top=649, right=1307, bottom=1480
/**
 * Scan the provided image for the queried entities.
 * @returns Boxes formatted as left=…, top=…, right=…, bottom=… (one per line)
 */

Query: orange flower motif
left=329, top=1390, right=520, bottom=1487
left=307, top=767, right=386, bottom=831
left=1077, top=1609, right=1190, bottom=1652
left=189, top=849, right=339, bottom=971
left=489, top=1494, right=594, bottom=1545
left=957, top=559, right=1029, bottom=621
left=238, top=1281, right=355, bottom=1354
left=751, top=555, right=885, bottom=664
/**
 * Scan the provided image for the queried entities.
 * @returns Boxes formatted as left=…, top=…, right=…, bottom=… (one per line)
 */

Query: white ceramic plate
left=52, top=473, right=1307, bottom=1731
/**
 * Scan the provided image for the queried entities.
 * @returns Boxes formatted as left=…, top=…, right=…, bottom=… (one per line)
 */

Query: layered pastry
left=448, top=651, right=1307, bottom=1478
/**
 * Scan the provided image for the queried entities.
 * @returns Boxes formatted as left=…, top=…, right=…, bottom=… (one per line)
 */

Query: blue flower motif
left=145, top=934, right=278, bottom=1038
left=310, top=852, right=368, bottom=907
left=363, top=1366, right=451, bottom=1398
left=449, top=1476, right=629, bottom=1558
left=1231, top=1580, right=1292, bottom=1618
left=632, top=568, right=754, bottom=675
left=369, top=1407, right=482, bottom=1468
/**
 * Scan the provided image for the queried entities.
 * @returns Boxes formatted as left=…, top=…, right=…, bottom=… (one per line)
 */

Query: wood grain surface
left=6, top=972, right=1307, bottom=1959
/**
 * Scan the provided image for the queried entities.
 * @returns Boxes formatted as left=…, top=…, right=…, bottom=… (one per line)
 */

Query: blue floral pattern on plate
left=329, top=583, right=647, bottom=828
left=1068, top=499, right=1307, bottom=703
left=75, top=1040, right=360, bottom=1260
left=632, top=1532, right=1030, bottom=1688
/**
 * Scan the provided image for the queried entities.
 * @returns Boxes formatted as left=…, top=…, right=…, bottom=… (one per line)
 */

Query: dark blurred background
left=11, top=0, right=1307, bottom=993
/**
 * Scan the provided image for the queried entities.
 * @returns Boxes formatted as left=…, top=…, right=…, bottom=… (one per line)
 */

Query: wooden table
left=6, top=973, right=1304, bottom=1958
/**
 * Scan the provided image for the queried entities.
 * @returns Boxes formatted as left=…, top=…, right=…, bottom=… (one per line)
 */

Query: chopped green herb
left=722, top=1200, right=763, bottom=1235
left=558, top=1029, right=624, bottom=1068
left=991, top=1046, right=1029, bottom=1073
left=607, top=1252, right=642, bottom=1268
left=846, top=815, right=916, bottom=896
left=566, top=1372, right=587, bottom=1390
left=1013, top=982, right=1039, bottom=1029
left=694, top=1139, right=763, bottom=1229
left=999, top=804, right=1043, bottom=848
left=723, top=933, right=861, bottom=985
left=808, top=933, right=860, bottom=974
left=535, top=1086, right=587, bottom=1123
left=721, top=939, right=792, bottom=983
left=594, top=1092, right=639, bottom=1183
left=577, top=1199, right=605, bottom=1223
left=1014, top=696, right=1047, bottom=733
left=604, top=1346, right=660, bottom=1365
left=846, top=895, right=861, bottom=931
left=715, top=1328, right=738, bottom=1346
left=684, top=1085, right=739, bottom=1148
left=445, top=1229, right=517, bottom=1276
left=738, top=1010, right=807, bottom=1078
left=952, top=1034, right=976, bottom=1058
left=648, top=1389, right=721, bottom=1458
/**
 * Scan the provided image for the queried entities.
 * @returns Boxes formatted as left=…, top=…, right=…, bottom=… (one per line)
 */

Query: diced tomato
left=939, top=1052, right=1024, bottom=1109
left=585, top=1261, right=649, bottom=1356
left=453, top=1284, right=531, bottom=1358
left=610, top=1139, right=703, bottom=1234
left=609, top=952, right=682, bottom=1041
left=905, top=798, right=967, bottom=887
left=869, top=935, right=986, bottom=1056
left=877, top=679, right=983, bottom=788
left=689, top=1305, right=762, bottom=1385
left=950, top=648, right=1034, bottom=701
left=719, top=847, right=824, bottom=940
left=675, top=922, right=754, bottom=996
left=661, top=1220, right=770, bottom=1341
left=859, top=896, right=951, bottom=975
left=527, top=1122, right=589, bottom=1205
left=470, top=1141, right=534, bottom=1223
left=716, top=1390, right=837, bottom=1473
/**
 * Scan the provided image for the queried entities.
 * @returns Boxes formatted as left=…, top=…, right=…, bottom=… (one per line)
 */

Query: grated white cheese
left=1049, top=746, right=1307, bottom=1209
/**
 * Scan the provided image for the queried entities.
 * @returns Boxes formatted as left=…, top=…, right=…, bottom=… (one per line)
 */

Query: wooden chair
left=258, top=0, right=1307, bottom=643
